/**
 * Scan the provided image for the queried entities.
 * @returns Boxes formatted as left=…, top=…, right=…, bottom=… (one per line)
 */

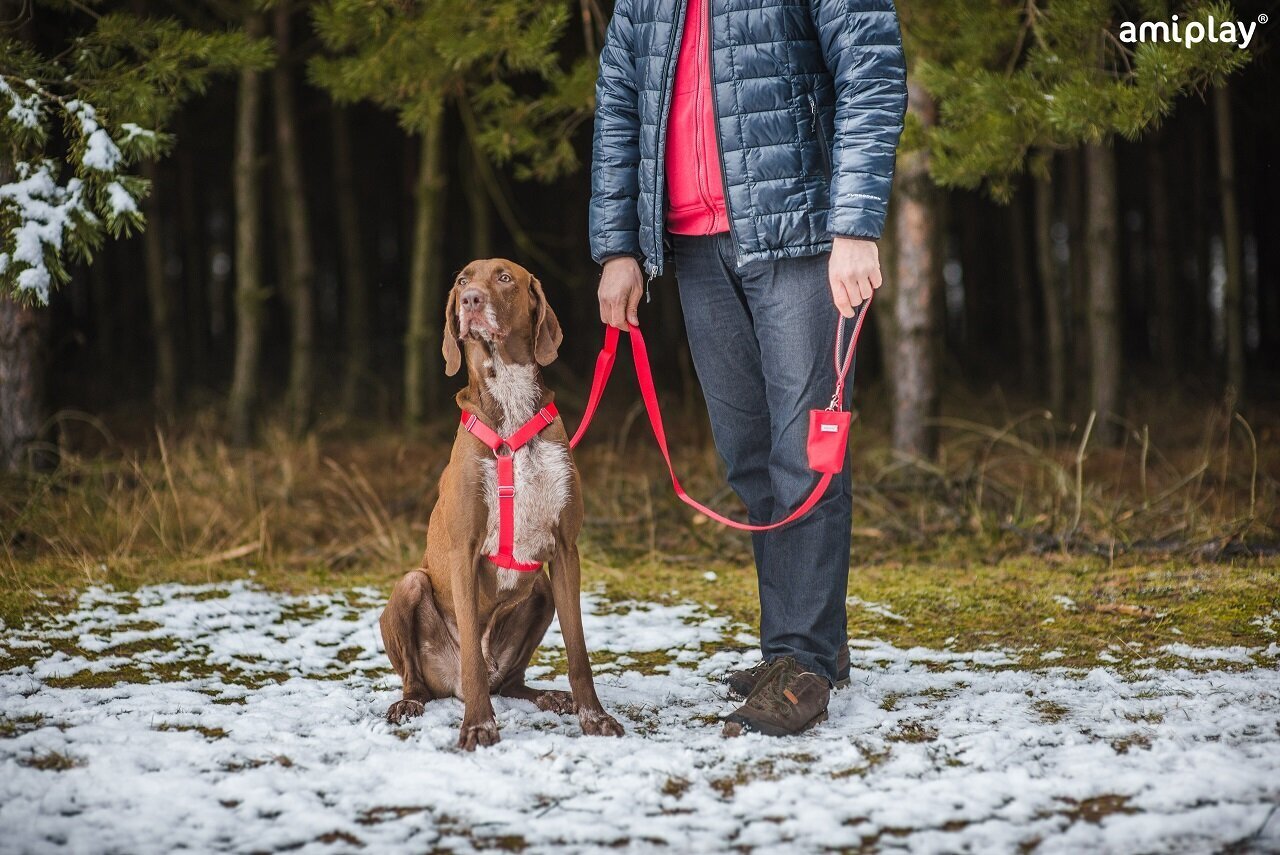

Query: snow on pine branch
left=1, top=77, right=158, bottom=304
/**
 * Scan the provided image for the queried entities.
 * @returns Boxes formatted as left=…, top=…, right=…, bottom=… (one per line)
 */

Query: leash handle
left=569, top=325, right=619, bottom=449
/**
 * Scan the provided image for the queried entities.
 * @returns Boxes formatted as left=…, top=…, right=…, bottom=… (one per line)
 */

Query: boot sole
left=723, top=707, right=829, bottom=737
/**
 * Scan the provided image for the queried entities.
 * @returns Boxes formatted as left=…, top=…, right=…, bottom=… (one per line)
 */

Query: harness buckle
left=496, top=485, right=516, bottom=498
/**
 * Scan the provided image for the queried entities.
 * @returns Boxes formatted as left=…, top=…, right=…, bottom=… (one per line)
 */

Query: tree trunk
left=1084, top=142, right=1122, bottom=445
left=226, top=13, right=267, bottom=447
left=1147, top=132, right=1177, bottom=380
left=404, top=107, right=448, bottom=427
left=464, top=145, right=492, bottom=261
left=1009, top=187, right=1036, bottom=389
left=142, top=160, right=178, bottom=413
left=1033, top=165, right=1065, bottom=415
left=1064, top=149, right=1088, bottom=414
left=177, top=135, right=207, bottom=384
left=889, top=82, right=940, bottom=459
left=0, top=298, right=49, bottom=473
left=333, top=107, right=371, bottom=415
left=273, top=0, right=315, bottom=434
left=1213, top=85, right=1245, bottom=400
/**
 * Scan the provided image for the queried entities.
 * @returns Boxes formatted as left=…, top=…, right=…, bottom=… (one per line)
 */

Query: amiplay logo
left=1118, top=14, right=1265, bottom=49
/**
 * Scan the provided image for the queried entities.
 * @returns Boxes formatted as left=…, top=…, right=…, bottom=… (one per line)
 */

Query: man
left=589, top=0, right=906, bottom=735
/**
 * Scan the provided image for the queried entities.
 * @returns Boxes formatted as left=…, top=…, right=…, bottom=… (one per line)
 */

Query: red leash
left=461, top=296, right=871, bottom=571
left=569, top=295, right=872, bottom=532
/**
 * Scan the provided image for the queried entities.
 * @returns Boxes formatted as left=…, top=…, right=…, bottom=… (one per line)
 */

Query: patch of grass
left=0, top=714, right=49, bottom=738
left=1055, top=794, right=1139, bottom=824
left=45, top=664, right=154, bottom=689
left=661, top=777, right=691, bottom=798
left=314, top=831, right=364, bottom=847
left=154, top=723, right=228, bottom=740
left=357, top=806, right=426, bottom=825
left=1032, top=700, right=1071, bottom=723
left=830, top=746, right=890, bottom=779
left=887, top=720, right=939, bottom=744
left=19, top=750, right=84, bottom=771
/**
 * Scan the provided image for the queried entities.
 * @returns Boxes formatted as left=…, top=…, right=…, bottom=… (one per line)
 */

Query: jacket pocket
left=808, top=95, right=832, bottom=179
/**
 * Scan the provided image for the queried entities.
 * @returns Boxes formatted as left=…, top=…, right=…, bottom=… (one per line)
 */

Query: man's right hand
left=598, top=256, right=644, bottom=330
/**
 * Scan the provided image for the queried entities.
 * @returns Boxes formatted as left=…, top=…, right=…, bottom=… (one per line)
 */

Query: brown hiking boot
left=723, top=645, right=851, bottom=699
left=722, top=657, right=830, bottom=737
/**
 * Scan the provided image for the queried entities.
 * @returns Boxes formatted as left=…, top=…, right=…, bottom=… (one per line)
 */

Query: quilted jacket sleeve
left=589, top=2, right=643, bottom=265
left=811, top=0, right=907, bottom=241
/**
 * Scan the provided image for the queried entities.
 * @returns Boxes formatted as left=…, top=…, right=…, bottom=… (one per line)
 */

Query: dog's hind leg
left=492, top=576, right=575, bottom=715
left=380, top=570, right=443, bottom=723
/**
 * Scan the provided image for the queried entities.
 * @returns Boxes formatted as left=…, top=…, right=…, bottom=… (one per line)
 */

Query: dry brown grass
left=1, top=398, right=1276, bottom=616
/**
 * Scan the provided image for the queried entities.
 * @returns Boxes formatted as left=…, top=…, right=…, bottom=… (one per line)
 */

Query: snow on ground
left=2, top=583, right=1279, bottom=854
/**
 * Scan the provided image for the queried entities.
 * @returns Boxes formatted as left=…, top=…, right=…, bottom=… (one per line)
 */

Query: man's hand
left=598, top=256, right=644, bottom=330
left=828, top=236, right=882, bottom=317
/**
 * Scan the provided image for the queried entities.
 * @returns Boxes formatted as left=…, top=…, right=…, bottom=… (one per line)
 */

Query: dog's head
left=442, top=259, right=562, bottom=376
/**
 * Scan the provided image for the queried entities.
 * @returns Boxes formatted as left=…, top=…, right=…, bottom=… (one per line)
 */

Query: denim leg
left=738, top=252, right=854, bottom=685
left=670, top=234, right=774, bottom=526
left=671, top=233, right=854, bottom=685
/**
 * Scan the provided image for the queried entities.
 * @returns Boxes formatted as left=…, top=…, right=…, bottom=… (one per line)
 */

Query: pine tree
left=914, top=0, right=1249, bottom=442
left=309, top=0, right=594, bottom=426
left=1, top=2, right=271, bottom=468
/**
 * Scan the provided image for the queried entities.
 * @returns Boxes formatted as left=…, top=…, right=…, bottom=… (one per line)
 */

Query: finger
left=599, top=295, right=612, bottom=326
left=857, top=276, right=874, bottom=303
left=609, top=299, right=629, bottom=331
left=848, top=280, right=864, bottom=308
left=625, top=282, right=642, bottom=327
left=870, top=267, right=884, bottom=290
left=830, top=277, right=855, bottom=317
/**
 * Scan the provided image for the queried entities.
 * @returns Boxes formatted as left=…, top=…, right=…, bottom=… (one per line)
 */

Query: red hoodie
left=665, top=0, right=728, bottom=236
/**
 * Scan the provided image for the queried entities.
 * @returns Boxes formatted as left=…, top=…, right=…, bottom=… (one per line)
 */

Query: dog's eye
left=457, top=277, right=467, bottom=286
left=498, top=272, right=512, bottom=283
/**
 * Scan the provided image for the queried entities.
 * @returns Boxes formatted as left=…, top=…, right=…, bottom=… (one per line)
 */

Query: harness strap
left=460, top=403, right=560, bottom=573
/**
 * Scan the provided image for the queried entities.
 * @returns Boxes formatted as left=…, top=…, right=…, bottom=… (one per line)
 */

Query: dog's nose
left=460, top=289, right=486, bottom=312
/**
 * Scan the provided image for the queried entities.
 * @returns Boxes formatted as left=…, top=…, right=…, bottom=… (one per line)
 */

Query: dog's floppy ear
left=530, top=275, right=562, bottom=367
left=442, top=286, right=462, bottom=376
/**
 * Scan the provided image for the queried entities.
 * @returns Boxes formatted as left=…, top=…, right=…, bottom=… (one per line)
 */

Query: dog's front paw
left=386, top=699, right=426, bottom=724
left=458, top=719, right=500, bottom=751
left=579, top=708, right=624, bottom=737
left=534, top=690, right=575, bottom=715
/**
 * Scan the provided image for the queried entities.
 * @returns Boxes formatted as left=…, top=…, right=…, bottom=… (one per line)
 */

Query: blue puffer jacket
left=589, top=0, right=907, bottom=276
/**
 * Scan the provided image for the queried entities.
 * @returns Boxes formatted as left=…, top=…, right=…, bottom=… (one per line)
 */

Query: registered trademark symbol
left=1260, top=13, right=1269, bottom=24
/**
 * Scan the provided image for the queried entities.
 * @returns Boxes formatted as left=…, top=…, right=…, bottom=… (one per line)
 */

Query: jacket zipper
left=650, top=0, right=688, bottom=280
left=706, top=0, right=741, bottom=268
left=809, top=95, right=832, bottom=178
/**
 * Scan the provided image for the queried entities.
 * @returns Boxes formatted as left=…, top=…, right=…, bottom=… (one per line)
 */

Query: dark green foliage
left=309, top=0, right=594, bottom=180
left=0, top=3, right=272, bottom=303
left=915, top=0, right=1250, bottom=198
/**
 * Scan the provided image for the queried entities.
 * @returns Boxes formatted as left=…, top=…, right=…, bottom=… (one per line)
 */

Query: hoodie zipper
left=809, top=95, right=832, bottom=178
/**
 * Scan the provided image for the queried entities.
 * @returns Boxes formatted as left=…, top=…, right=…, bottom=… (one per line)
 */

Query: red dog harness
left=460, top=402, right=560, bottom=572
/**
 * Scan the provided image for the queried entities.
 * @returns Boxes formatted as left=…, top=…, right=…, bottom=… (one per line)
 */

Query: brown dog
left=379, top=259, right=623, bottom=750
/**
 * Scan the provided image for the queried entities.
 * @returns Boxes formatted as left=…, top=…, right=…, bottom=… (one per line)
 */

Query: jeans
left=670, top=231, right=855, bottom=685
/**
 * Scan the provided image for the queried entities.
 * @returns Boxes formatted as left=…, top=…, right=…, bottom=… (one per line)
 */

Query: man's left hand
left=828, top=236, right=882, bottom=317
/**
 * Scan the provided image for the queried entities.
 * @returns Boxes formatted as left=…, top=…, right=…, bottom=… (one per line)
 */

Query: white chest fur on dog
left=477, top=355, right=572, bottom=588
